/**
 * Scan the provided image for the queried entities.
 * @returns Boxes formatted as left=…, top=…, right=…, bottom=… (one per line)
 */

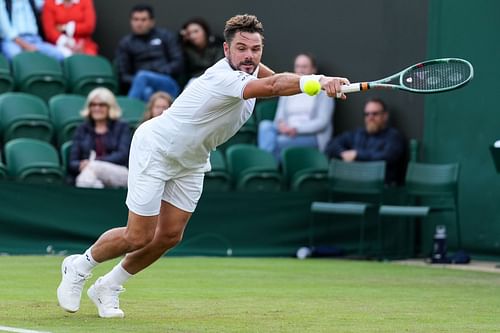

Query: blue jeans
left=1, top=34, right=64, bottom=61
left=128, top=70, right=180, bottom=102
left=258, top=120, right=318, bottom=161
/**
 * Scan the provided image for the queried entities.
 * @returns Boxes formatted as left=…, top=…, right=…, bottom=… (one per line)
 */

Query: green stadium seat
left=0, top=92, right=54, bottom=143
left=4, top=138, right=64, bottom=184
left=11, top=52, right=66, bottom=102
left=281, top=147, right=328, bottom=192
left=310, top=159, right=386, bottom=256
left=60, top=140, right=72, bottom=175
left=204, top=149, right=231, bottom=191
left=254, top=98, right=278, bottom=124
left=378, top=162, right=461, bottom=256
left=49, top=94, right=85, bottom=146
left=226, top=144, right=282, bottom=192
left=64, top=54, right=117, bottom=96
left=0, top=161, right=7, bottom=180
left=116, top=96, right=145, bottom=130
left=0, top=54, right=14, bottom=93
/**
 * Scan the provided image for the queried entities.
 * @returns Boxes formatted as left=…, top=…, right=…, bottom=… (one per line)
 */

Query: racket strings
left=402, top=61, right=471, bottom=91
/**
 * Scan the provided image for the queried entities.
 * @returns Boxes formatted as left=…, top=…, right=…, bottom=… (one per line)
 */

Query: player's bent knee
left=123, top=229, right=155, bottom=251
left=157, top=230, right=184, bottom=249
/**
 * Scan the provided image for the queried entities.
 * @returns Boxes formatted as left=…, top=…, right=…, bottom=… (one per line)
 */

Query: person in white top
left=258, top=53, right=335, bottom=160
left=56, top=14, right=350, bottom=318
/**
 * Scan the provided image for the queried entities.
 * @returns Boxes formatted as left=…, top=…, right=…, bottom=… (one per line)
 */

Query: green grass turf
left=0, top=256, right=499, bottom=333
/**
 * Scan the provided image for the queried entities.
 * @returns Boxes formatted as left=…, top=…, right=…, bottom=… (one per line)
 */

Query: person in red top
left=42, top=0, right=98, bottom=57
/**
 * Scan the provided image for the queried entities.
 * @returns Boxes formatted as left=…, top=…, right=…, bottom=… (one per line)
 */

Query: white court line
left=0, top=325, right=52, bottom=333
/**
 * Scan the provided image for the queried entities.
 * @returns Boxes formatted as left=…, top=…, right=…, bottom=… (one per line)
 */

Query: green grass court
left=0, top=256, right=499, bottom=333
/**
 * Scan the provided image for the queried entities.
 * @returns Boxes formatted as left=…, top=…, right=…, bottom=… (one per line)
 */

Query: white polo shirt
left=139, top=58, right=258, bottom=176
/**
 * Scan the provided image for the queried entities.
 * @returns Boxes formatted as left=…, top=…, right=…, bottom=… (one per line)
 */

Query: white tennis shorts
left=125, top=124, right=205, bottom=216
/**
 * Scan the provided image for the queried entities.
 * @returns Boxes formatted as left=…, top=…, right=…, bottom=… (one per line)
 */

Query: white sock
left=73, top=247, right=99, bottom=274
left=100, top=260, right=133, bottom=286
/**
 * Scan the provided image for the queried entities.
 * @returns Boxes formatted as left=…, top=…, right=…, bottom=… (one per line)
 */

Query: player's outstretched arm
left=243, top=73, right=350, bottom=100
left=257, top=63, right=276, bottom=78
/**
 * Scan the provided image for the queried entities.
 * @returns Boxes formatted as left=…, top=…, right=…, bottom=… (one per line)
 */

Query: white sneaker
left=87, top=277, right=125, bottom=318
left=57, top=255, right=91, bottom=313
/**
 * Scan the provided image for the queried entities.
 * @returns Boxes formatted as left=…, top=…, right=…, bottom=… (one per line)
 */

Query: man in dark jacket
left=116, top=4, right=183, bottom=101
left=325, top=98, right=406, bottom=185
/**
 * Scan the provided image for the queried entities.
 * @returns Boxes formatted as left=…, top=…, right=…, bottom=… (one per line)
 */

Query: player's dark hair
left=224, top=14, right=264, bottom=44
left=366, top=97, right=387, bottom=112
left=130, top=4, right=154, bottom=19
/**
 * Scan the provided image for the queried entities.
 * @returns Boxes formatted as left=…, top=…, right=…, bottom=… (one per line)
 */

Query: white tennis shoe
left=57, top=255, right=91, bottom=312
left=87, top=277, right=125, bottom=318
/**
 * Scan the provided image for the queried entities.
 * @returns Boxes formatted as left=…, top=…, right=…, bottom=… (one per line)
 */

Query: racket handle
left=340, top=83, right=370, bottom=94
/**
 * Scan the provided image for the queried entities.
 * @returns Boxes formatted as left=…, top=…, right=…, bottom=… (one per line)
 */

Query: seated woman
left=142, top=91, right=173, bottom=122
left=258, top=53, right=335, bottom=161
left=179, top=17, right=223, bottom=86
left=69, top=87, right=131, bottom=188
left=42, top=0, right=98, bottom=57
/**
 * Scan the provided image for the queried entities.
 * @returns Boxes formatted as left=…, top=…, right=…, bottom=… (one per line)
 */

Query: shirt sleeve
left=215, top=69, right=257, bottom=99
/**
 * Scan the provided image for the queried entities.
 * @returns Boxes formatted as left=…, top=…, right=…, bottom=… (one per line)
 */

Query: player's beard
left=227, top=54, right=257, bottom=74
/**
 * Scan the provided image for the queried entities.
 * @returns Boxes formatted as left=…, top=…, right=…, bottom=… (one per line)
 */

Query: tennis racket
left=339, top=58, right=474, bottom=94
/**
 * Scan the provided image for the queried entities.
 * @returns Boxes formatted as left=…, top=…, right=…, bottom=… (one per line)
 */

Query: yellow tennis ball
left=303, top=80, right=321, bottom=96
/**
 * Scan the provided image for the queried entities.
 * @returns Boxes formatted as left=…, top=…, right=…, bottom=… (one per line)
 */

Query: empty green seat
left=60, top=140, right=72, bottom=175
left=204, top=149, right=231, bottom=191
left=49, top=94, right=86, bottom=146
left=0, top=93, right=54, bottom=143
left=281, top=147, right=328, bottom=192
left=226, top=144, right=282, bottom=192
left=4, top=138, right=64, bottom=184
left=116, top=96, right=145, bottom=130
left=0, top=54, right=14, bottom=93
left=64, top=55, right=117, bottom=96
left=12, top=52, right=66, bottom=102
left=310, top=159, right=386, bottom=256
left=254, top=98, right=278, bottom=124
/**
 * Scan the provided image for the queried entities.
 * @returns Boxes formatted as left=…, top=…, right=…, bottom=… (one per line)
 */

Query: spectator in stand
left=0, top=0, right=64, bottom=61
left=179, top=17, right=223, bottom=86
left=69, top=87, right=131, bottom=188
left=142, top=91, right=173, bottom=122
left=116, top=4, right=183, bottom=102
left=258, top=53, right=335, bottom=160
left=324, top=98, right=406, bottom=185
left=42, top=0, right=98, bottom=57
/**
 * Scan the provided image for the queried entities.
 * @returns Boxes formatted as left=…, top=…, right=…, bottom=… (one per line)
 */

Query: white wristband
left=299, top=75, right=324, bottom=93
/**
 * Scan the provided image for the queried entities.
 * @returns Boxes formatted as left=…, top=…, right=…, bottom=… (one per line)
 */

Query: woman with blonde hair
left=142, top=91, right=173, bottom=122
left=69, top=87, right=131, bottom=188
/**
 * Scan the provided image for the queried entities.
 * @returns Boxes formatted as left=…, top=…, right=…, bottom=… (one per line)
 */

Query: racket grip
left=340, top=83, right=365, bottom=93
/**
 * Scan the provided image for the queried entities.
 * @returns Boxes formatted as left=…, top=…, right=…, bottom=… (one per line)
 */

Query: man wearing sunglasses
left=325, top=98, right=406, bottom=185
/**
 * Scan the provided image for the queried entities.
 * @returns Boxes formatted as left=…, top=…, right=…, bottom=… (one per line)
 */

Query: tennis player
left=57, top=14, right=350, bottom=318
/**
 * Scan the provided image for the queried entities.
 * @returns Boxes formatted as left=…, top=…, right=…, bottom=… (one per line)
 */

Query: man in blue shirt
left=0, top=0, right=64, bottom=60
left=325, top=98, right=406, bottom=185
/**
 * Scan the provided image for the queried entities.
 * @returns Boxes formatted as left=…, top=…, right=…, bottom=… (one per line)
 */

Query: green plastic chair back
left=0, top=161, right=7, bottom=180
left=116, top=96, right=145, bottom=130
left=4, top=138, right=64, bottom=183
left=329, top=159, right=386, bottom=195
left=0, top=54, right=14, bottom=93
left=405, top=162, right=459, bottom=196
left=204, top=149, right=231, bottom=191
left=0, top=92, right=54, bottom=143
left=49, top=94, right=85, bottom=146
left=226, top=144, right=282, bottom=191
left=64, top=55, right=117, bottom=95
left=281, top=147, right=328, bottom=191
left=60, top=140, right=72, bottom=174
left=254, top=98, right=278, bottom=124
left=12, top=52, right=66, bottom=102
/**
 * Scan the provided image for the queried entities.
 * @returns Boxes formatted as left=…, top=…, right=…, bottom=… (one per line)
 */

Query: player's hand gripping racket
left=339, top=58, right=473, bottom=96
